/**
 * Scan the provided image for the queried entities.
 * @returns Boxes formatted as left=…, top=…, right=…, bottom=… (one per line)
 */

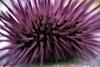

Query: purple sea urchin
left=0, top=0, right=100, bottom=66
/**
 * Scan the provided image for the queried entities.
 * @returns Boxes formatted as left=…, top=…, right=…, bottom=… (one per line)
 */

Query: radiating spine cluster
left=0, top=0, right=100, bottom=66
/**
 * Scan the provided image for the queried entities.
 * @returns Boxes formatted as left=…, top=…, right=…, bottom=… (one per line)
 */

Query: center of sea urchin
left=15, top=16, right=81, bottom=63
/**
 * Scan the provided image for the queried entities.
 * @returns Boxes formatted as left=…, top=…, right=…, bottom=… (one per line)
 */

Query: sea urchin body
left=0, top=0, right=100, bottom=66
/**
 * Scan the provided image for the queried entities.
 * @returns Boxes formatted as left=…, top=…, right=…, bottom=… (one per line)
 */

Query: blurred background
left=0, top=0, right=100, bottom=67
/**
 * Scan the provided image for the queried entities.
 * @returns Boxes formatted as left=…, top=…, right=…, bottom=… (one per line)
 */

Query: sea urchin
left=0, top=0, right=100, bottom=66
